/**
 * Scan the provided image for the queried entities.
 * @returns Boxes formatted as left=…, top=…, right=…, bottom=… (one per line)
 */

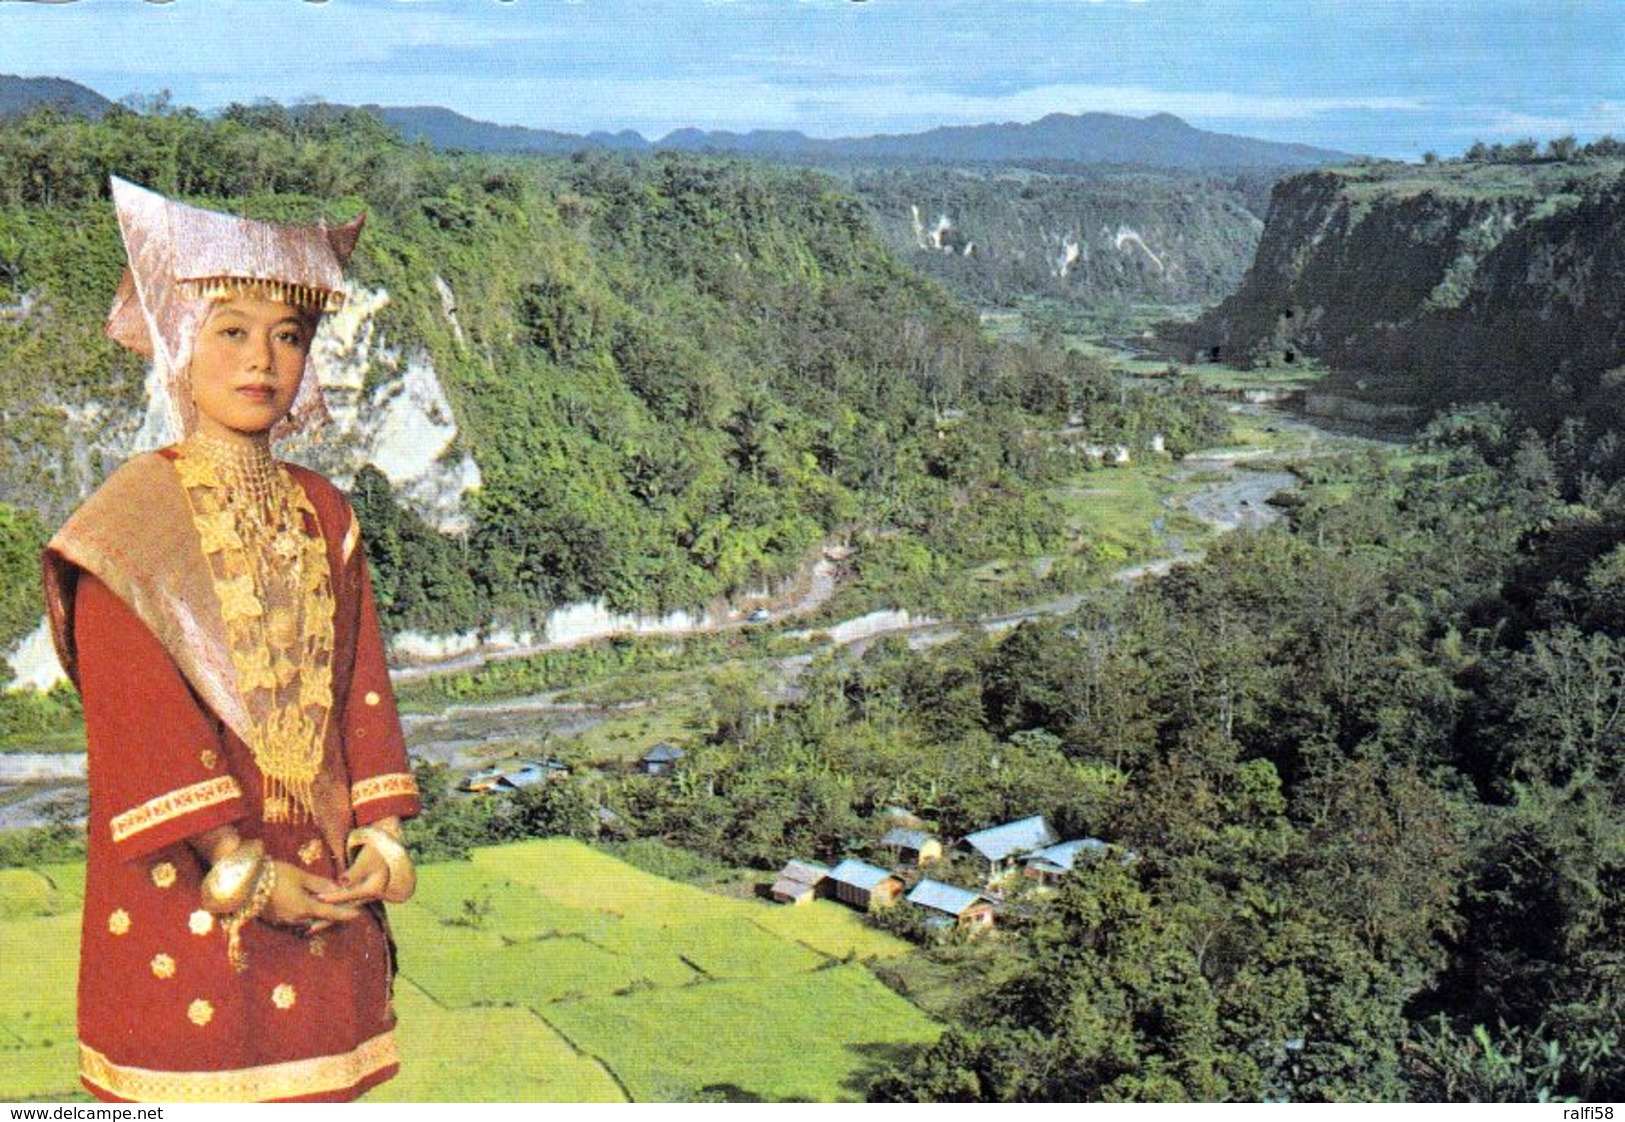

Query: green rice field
left=0, top=839, right=934, bottom=1103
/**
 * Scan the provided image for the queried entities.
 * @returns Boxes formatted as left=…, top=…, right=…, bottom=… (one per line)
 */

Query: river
left=0, top=401, right=1395, bottom=828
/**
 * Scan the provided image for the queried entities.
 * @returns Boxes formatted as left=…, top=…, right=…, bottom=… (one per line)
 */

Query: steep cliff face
left=1177, top=160, right=1625, bottom=425
left=282, top=280, right=482, bottom=534
left=0, top=277, right=480, bottom=532
left=853, top=168, right=1265, bottom=309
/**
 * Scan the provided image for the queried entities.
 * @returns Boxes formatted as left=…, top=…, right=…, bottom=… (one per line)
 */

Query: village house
left=771, top=859, right=830, bottom=906
left=906, top=879, right=996, bottom=935
left=826, top=858, right=905, bottom=912
left=1022, top=837, right=1109, bottom=886
left=638, top=743, right=686, bottom=776
left=881, top=826, right=943, bottom=867
left=960, top=815, right=1059, bottom=882
left=459, top=758, right=570, bottom=793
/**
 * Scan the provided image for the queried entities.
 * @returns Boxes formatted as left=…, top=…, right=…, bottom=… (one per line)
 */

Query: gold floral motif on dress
left=189, top=910, right=215, bottom=936
left=217, top=574, right=263, bottom=623
left=187, top=999, right=214, bottom=1027
left=195, top=509, right=242, bottom=554
left=174, top=438, right=336, bottom=824
left=151, top=954, right=176, bottom=980
left=151, top=862, right=177, bottom=889
left=298, top=838, right=325, bottom=866
left=237, top=646, right=278, bottom=693
left=108, top=909, right=131, bottom=936
left=272, top=983, right=296, bottom=1010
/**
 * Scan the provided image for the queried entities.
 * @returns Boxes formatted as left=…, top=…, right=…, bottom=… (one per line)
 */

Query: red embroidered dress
left=44, top=442, right=420, bottom=1102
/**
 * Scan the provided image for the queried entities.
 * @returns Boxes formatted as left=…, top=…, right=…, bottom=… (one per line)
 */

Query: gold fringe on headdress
left=178, top=277, right=348, bottom=314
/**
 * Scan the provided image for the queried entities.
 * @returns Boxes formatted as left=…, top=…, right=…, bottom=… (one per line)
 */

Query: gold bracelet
left=223, top=859, right=277, bottom=974
left=201, top=839, right=266, bottom=914
left=347, top=825, right=415, bottom=904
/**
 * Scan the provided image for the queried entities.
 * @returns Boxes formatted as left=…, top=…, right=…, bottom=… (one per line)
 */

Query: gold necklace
left=175, top=435, right=337, bottom=823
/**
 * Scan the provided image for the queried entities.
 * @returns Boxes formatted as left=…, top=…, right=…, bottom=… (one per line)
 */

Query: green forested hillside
left=0, top=104, right=1216, bottom=647
left=599, top=411, right=1624, bottom=1103
left=361, top=403, right=1625, bottom=1102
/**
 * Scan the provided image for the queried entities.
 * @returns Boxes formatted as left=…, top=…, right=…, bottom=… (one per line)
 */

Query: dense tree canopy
left=0, top=104, right=1218, bottom=644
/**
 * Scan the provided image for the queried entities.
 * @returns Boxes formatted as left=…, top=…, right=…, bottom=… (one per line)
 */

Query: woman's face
left=189, top=293, right=315, bottom=441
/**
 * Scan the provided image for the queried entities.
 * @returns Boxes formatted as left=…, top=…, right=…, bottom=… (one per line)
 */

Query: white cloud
left=1490, top=102, right=1625, bottom=134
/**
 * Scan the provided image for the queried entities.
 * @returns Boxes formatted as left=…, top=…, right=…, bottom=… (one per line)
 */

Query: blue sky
left=1, top=0, right=1619, bottom=159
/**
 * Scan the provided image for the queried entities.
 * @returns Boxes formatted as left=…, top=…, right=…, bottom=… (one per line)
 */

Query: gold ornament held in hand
left=200, top=839, right=267, bottom=915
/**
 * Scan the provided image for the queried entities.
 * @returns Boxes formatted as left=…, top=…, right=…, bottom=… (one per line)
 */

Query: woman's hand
left=263, top=861, right=362, bottom=933
left=322, top=818, right=415, bottom=905
left=318, top=842, right=395, bottom=907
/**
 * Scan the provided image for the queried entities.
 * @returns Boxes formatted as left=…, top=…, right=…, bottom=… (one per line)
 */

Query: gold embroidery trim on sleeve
left=350, top=773, right=418, bottom=807
left=79, top=1031, right=400, bottom=1103
left=110, top=776, right=243, bottom=845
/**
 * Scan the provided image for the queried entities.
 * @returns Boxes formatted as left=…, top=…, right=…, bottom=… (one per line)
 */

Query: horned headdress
left=104, top=176, right=364, bottom=441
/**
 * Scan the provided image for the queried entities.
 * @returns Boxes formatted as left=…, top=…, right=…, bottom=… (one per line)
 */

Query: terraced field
left=0, top=840, right=936, bottom=1103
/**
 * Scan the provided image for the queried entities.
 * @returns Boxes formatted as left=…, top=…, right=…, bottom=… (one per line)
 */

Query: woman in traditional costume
left=41, top=178, right=420, bottom=1102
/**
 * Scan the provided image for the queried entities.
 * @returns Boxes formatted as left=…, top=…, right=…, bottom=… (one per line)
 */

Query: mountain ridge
left=0, top=73, right=1353, bottom=171
left=0, top=74, right=116, bottom=119
left=369, top=103, right=1357, bottom=170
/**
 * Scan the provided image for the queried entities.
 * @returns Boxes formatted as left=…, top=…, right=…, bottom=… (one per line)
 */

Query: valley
left=0, top=359, right=1378, bottom=826
left=0, top=99, right=1623, bottom=1102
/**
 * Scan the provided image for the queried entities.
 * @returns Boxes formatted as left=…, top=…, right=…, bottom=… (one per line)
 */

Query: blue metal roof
left=462, top=759, right=567, bottom=790
left=962, top=815, right=1058, bottom=862
left=504, top=759, right=569, bottom=786
left=881, top=827, right=936, bottom=850
left=906, top=879, right=984, bottom=917
left=643, top=743, right=686, bottom=762
left=1025, top=837, right=1108, bottom=873
left=828, top=858, right=897, bottom=892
